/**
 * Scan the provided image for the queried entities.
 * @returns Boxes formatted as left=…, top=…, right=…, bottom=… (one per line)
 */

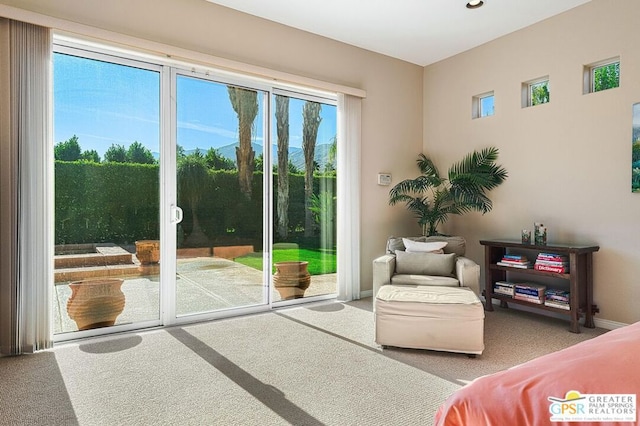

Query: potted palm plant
left=389, top=147, right=507, bottom=236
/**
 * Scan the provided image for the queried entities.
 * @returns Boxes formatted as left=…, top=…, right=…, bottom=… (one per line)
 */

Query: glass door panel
left=52, top=50, right=162, bottom=336
left=175, top=74, right=268, bottom=316
left=271, top=94, right=338, bottom=302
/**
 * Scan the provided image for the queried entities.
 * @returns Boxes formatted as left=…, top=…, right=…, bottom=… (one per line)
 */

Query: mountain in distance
left=154, top=142, right=334, bottom=170
left=216, top=142, right=333, bottom=171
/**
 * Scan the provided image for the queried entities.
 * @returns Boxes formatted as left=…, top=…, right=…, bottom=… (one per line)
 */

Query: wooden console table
left=480, top=239, right=599, bottom=333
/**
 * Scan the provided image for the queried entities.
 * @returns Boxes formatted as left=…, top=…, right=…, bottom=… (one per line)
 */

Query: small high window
left=472, top=91, right=494, bottom=119
left=584, top=57, right=620, bottom=94
left=522, top=77, right=549, bottom=108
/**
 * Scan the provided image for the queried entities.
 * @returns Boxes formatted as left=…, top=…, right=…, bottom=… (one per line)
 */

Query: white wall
left=423, top=0, right=640, bottom=324
left=0, top=0, right=424, bottom=293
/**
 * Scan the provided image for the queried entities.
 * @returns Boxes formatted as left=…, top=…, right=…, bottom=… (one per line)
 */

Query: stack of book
left=493, top=281, right=515, bottom=296
left=544, top=289, right=570, bottom=310
left=496, top=254, right=532, bottom=269
left=534, top=253, right=569, bottom=273
left=514, top=282, right=546, bottom=304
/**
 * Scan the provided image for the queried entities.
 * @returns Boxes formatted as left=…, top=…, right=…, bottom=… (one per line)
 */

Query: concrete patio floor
left=53, top=256, right=337, bottom=335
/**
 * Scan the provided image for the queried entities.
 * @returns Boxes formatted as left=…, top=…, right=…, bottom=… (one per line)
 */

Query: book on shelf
left=515, top=287, right=544, bottom=297
left=545, top=288, right=570, bottom=297
left=545, top=289, right=570, bottom=305
left=494, top=288, right=514, bottom=296
left=534, top=252, right=569, bottom=273
left=514, top=293, right=544, bottom=304
left=544, top=296, right=569, bottom=303
left=497, top=261, right=532, bottom=269
left=536, top=253, right=569, bottom=262
left=515, top=283, right=545, bottom=293
left=502, top=254, right=529, bottom=261
left=534, top=263, right=569, bottom=273
left=537, top=252, right=568, bottom=258
left=535, top=259, right=569, bottom=267
left=514, top=289, right=544, bottom=297
left=500, top=255, right=530, bottom=261
left=500, top=257, right=531, bottom=265
left=494, top=281, right=515, bottom=296
left=544, top=300, right=570, bottom=310
left=514, top=283, right=545, bottom=303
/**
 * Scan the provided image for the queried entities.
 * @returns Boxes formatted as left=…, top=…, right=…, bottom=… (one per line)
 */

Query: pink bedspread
left=434, top=322, right=640, bottom=426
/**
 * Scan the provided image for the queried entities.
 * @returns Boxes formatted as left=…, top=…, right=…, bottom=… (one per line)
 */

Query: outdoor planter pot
left=135, top=240, right=160, bottom=264
left=66, top=278, right=126, bottom=330
left=273, top=261, right=311, bottom=300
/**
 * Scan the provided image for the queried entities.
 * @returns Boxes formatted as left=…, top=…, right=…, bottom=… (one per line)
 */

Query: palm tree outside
left=228, top=86, right=258, bottom=199
left=275, top=95, right=290, bottom=240
left=302, top=101, right=322, bottom=237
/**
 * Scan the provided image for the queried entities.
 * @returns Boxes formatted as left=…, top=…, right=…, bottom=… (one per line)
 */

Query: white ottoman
left=374, top=285, right=485, bottom=355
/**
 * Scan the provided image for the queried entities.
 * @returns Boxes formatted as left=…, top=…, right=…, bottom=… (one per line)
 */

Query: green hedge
left=55, top=161, right=336, bottom=246
left=55, top=162, right=160, bottom=245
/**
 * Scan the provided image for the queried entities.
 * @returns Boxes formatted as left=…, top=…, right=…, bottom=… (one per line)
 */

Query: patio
left=53, top=256, right=337, bottom=335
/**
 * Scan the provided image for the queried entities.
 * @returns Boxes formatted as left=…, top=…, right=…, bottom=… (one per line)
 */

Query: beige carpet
left=0, top=298, right=606, bottom=426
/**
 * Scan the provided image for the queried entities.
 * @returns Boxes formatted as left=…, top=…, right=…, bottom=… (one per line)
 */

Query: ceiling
left=205, top=0, right=592, bottom=66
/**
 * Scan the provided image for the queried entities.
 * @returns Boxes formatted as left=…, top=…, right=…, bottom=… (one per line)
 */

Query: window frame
left=583, top=57, right=620, bottom=94
left=522, top=76, right=550, bottom=108
left=472, top=91, right=495, bottom=119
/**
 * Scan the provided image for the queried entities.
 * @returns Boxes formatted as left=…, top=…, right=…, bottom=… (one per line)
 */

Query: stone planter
left=135, top=240, right=160, bottom=264
left=66, top=279, right=126, bottom=330
left=273, top=261, right=311, bottom=300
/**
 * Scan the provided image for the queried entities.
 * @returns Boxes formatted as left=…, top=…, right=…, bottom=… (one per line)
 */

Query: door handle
left=171, top=205, right=183, bottom=224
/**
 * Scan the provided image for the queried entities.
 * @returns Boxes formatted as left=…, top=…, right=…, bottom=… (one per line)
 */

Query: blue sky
left=54, top=53, right=161, bottom=155
left=481, top=95, right=494, bottom=117
left=54, top=53, right=337, bottom=158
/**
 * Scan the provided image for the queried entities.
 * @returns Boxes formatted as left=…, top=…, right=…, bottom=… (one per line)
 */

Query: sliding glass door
left=52, top=49, right=163, bottom=336
left=271, top=92, right=338, bottom=302
left=173, top=73, right=269, bottom=316
left=52, top=41, right=339, bottom=339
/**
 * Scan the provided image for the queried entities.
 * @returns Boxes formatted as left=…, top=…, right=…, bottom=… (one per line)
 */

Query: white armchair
left=372, top=235, right=480, bottom=299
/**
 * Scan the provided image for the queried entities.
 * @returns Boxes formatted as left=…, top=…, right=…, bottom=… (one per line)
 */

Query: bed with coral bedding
left=434, top=321, right=640, bottom=426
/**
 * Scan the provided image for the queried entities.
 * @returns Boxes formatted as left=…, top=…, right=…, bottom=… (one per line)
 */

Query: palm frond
left=449, top=147, right=507, bottom=193
left=417, top=153, right=439, bottom=176
left=406, top=197, right=429, bottom=213
left=389, top=173, right=444, bottom=207
left=388, top=193, right=415, bottom=206
left=449, top=147, right=498, bottom=176
left=452, top=191, right=493, bottom=214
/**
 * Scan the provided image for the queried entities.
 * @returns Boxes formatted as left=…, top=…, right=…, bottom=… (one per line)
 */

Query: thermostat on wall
left=377, top=173, right=392, bottom=186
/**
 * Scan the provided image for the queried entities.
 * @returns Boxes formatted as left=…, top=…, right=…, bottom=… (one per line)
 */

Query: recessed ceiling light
left=466, top=0, right=484, bottom=9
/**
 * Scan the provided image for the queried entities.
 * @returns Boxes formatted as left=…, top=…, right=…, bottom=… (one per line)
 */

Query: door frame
left=165, top=68, right=276, bottom=326
left=52, top=37, right=343, bottom=341
left=52, top=43, right=166, bottom=342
